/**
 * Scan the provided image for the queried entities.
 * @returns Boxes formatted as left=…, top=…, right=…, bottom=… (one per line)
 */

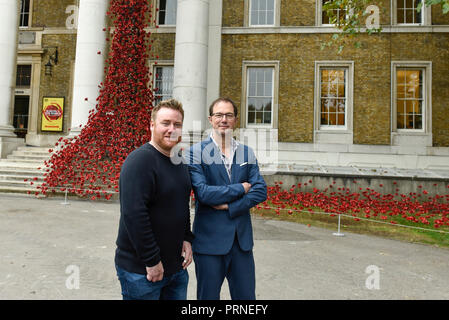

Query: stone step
left=0, top=158, right=46, bottom=164
left=0, top=179, right=43, bottom=188
left=0, top=167, right=44, bottom=175
left=0, top=183, right=118, bottom=200
left=0, top=159, right=45, bottom=171
left=0, top=174, right=44, bottom=182
left=11, top=150, right=53, bottom=156
left=0, top=145, right=115, bottom=201
left=0, top=186, right=45, bottom=198
left=7, top=154, right=50, bottom=161
left=17, top=146, right=54, bottom=153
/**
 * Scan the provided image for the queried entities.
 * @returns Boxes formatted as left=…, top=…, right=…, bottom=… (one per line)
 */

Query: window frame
left=318, top=67, right=349, bottom=130
left=395, top=67, right=425, bottom=132
left=314, top=61, right=354, bottom=144
left=150, top=61, right=174, bottom=106
left=318, top=0, right=350, bottom=26
left=391, top=61, right=432, bottom=136
left=13, top=62, right=33, bottom=135
left=244, top=0, right=280, bottom=27
left=156, top=0, right=177, bottom=27
left=241, top=61, right=279, bottom=129
left=16, top=64, right=32, bottom=88
left=392, top=0, right=431, bottom=26
left=19, top=0, right=32, bottom=29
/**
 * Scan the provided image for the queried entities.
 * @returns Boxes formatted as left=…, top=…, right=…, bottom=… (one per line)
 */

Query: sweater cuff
left=144, top=254, right=161, bottom=268
left=184, top=231, right=195, bottom=244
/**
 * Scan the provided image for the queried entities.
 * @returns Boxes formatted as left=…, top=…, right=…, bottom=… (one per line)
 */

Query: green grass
left=251, top=205, right=449, bottom=249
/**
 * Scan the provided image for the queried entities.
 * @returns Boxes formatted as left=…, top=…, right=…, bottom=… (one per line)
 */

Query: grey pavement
left=0, top=194, right=448, bottom=300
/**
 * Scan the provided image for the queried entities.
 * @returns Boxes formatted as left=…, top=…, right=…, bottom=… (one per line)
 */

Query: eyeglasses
left=211, top=113, right=235, bottom=120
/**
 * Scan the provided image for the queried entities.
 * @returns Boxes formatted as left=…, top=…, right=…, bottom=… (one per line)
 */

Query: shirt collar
left=209, top=133, right=239, bottom=156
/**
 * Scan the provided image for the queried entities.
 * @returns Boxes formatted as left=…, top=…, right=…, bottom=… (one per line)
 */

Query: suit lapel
left=217, top=161, right=231, bottom=184
left=230, top=161, right=238, bottom=184
left=230, top=144, right=244, bottom=184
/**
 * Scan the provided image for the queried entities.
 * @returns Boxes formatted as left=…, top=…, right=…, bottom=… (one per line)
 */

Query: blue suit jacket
left=187, top=137, right=267, bottom=255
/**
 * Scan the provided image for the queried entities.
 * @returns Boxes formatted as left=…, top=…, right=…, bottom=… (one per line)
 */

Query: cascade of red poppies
left=257, top=181, right=449, bottom=230
left=34, top=0, right=153, bottom=200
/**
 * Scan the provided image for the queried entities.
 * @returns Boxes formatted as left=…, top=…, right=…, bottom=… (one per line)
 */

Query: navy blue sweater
left=115, top=143, right=194, bottom=276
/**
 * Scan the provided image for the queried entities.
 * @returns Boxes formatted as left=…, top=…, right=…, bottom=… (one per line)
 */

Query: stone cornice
left=221, top=25, right=449, bottom=34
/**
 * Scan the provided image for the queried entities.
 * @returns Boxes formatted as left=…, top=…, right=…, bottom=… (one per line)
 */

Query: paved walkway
left=0, top=194, right=448, bottom=300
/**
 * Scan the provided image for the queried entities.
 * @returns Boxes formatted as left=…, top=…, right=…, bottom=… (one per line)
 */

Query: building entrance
left=13, top=95, right=30, bottom=139
left=14, top=64, right=32, bottom=139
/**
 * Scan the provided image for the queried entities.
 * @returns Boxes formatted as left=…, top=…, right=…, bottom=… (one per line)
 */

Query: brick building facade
left=2, top=0, right=449, bottom=170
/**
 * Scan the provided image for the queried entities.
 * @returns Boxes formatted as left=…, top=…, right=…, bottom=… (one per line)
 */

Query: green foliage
left=418, top=0, right=449, bottom=14
left=321, top=0, right=382, bottom=52
left=321, top=0, right=448, bottom=53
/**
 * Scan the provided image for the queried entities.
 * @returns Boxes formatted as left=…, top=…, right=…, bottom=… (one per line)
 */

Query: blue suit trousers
left=193, top=234, right=256, bottom=300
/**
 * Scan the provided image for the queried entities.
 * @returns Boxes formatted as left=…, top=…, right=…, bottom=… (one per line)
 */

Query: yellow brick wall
left=223, top=0, right=245, bottom=27
left=280, top=0, right=316, bottom=26
left=29, top=0, right=449, bottom=147
left=223, top=0, right=394, bottom=27
left=220, top=32, right=449, bottom=146
left=32, top=0, right=78, bottom=28
left=150, top=33, right=176, bottom=60
left=388, top=33, right=449, bottom=147
left=38, top=34, right=77, bottom=134
left=432, top=4, right=449, bottom=25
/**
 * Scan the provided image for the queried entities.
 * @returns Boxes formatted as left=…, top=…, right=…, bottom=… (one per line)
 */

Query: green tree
left=322, top=0, right=448, bottom=52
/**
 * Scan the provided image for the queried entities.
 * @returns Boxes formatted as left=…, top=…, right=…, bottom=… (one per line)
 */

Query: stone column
left=206, top=0, right=222, bottom=110
left=69, top=0, right=108, bottom=136
left=0, top=0, right=24, bottom=157
left=0, top=0, right=19, bottom=137
left=173, top=0, right=209, bottom=137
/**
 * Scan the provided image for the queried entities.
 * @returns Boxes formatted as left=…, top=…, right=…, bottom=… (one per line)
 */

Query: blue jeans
left=115, top=265, right=189, bottom=300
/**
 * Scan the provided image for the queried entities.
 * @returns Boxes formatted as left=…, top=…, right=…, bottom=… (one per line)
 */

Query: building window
left=397, top=0, right=423, bottom=24
left=395, top=67, right=425, bottom=130
left=16, top=65, right=32, bottom=87
left=19, top=0, right=31, bottom=28
left=241, top=61, right=279, bottom=128
left=249, top=0, right=275, bottom=26
left=314, top=61, right=353, bottom=144
left=321, top=0, right=347, bottom=25
left=13, top=96, right=30, bottom=135
left=396, top=68, right=423, bottom=130
left=319, top=68, right=347, bottom=127
left=391, top=62, right=432, bottom=146
left=153, top=65, right=174, bottom=106
left=158, top=0, right=177, bottom=25
left=247, top=67, right=273, bottom=125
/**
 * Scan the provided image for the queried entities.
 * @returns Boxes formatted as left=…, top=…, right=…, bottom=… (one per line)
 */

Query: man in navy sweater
left=115, top=99, right=194, bottom=300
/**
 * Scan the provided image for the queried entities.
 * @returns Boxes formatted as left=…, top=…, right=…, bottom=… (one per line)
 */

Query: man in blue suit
left=187, top=97, right=267, bottom=300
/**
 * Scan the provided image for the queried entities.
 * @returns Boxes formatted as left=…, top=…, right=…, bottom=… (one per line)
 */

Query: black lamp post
left=44, top=47, right=59, bottom=76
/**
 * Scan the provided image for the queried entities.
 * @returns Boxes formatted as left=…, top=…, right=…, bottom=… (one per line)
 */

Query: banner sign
left=42, top=97, right=64, bottom=132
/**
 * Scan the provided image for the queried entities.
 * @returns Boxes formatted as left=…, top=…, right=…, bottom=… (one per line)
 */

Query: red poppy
left=31, top=0, right=153, bottom=200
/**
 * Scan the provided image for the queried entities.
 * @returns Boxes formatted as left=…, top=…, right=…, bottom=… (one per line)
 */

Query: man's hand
left=212, top=183, right=250, bottom=210
left=146, top=261, right=164, bottom=282
left=213, top=203, right=229, bottom=210
left=182, top=241, right=193, bottom=269
left=242, top=182, right=252, bottom=194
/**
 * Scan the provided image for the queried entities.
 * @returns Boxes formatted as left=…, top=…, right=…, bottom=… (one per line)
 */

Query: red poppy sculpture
left=34, top=0, right=153, bottom=200
left=259, top=181, right=449, bottom=230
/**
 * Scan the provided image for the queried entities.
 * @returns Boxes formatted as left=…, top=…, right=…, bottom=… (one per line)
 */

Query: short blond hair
left=151, top=98, right=184, bottom=122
